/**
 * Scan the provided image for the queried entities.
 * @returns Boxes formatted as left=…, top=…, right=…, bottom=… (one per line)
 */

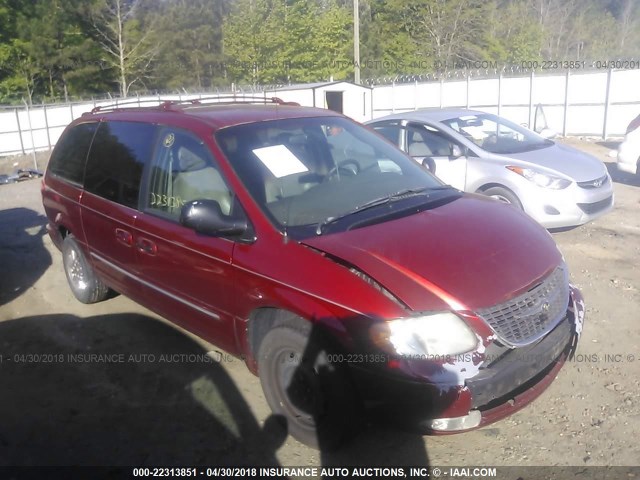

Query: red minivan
left=42, top=99, right=585, bottom=449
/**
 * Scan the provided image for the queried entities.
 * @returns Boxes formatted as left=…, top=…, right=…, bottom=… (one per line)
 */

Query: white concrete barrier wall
left=372, top=69, right=640, bottom=137
left=2, top=69, right=639, bottom=158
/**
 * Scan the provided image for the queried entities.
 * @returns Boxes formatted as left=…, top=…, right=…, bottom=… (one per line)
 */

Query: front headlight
left=507, top=166, right=571, bottom=189
left=371, top=312, right=479, bottom=357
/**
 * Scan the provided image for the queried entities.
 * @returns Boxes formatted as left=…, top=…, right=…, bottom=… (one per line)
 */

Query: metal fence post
left=391, top=81, right=395, bottom=113
left=563, top=71, right=570, bottom=137
left=528, top=70, right=535, bottom=128
left=466, top=74, right=470, bottom=109
left=43, top=103, right=51, bottom=150
left=497, top=72, right=502, bottom=116
left=14, top=108, right=25, bottom=155
left=603, top=68, right=613, bottom=140
left=22, top=99, right=38, bottom=170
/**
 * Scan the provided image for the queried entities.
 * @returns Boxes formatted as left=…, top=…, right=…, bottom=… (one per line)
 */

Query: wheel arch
left=242, top=296, right=355, bottom=375
left=475, top=183, right=524, bottom=209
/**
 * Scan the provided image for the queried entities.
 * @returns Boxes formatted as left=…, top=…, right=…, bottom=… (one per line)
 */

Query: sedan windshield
left=442, top=113, right=553, bottom=154
left=215, top=116, right=451, bottom=237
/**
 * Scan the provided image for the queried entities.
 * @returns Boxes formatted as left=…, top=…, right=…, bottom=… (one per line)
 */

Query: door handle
left=136, top=237, right=157, bottom=256
left=115, top=228, right=133, bottom=246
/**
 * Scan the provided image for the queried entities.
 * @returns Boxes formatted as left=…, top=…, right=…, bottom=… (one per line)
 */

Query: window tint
left=442, top=113, right=551, bottom=154
left=84, top=121, right=157, bottom=208
left=145, top=128, right=234, bottom=221
left=48, top=122, right=97, bottom=184
left=373, top=125, right=401, bottom=146
left=407, top=125, right=455, bottom=157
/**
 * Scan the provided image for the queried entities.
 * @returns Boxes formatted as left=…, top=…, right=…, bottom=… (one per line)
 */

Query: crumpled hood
left=499, top=142, right=607, bottom=182
left=303, top=194, right=562, bottom=312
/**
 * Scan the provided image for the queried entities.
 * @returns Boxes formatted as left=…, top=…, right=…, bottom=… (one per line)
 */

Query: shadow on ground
left=596, top=140, right=622, bottom=151
left=0, top=208, right=51, bottom=307
left=605, top=162, right=640, bottom=188
left=0, top=313, right=433, bottom=468
left=0, top=313, right=285, bottom=466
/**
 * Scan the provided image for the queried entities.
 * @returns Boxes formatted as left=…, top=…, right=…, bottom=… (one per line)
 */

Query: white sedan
left=367, top=109, right=614, bottom=229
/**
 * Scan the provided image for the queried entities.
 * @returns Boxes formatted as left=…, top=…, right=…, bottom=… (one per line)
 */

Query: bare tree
left=90, top=0, right=158, bottom=97
left=617, top=0, right=638, bottom=52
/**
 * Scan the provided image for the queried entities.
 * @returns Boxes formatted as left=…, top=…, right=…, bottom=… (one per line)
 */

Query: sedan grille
left=477, top=266, right=569, bottom=347
left=577, top=196, right=613, bottom=214
left=577, top=174, right=609, bottom=189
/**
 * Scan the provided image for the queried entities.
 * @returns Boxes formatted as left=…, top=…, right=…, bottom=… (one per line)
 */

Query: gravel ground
left=0, top=139, right=638, bottom=471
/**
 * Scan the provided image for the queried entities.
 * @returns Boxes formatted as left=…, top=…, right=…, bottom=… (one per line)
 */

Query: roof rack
left=88, top=95, right=299, bottom=114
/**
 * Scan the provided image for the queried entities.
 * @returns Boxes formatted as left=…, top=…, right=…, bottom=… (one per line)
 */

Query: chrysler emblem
left=541, top=301, right=551, bottom=312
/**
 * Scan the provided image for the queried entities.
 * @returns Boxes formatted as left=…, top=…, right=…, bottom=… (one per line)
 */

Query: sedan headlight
left=507, top=166, right=571, bottom=189
left=371, top=312, right=479, bottom=357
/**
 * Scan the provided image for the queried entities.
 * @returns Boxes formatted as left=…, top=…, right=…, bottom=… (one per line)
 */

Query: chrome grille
left=477, top=266, right=570, bottom=347
left=577, top=174, right=608, bottom=189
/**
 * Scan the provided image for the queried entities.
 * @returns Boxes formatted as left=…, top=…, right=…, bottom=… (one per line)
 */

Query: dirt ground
left=0, top=139, right=638, bottom=470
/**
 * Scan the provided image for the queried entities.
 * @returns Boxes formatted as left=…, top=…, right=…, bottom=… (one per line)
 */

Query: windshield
left=442, top=113, right=553, bottom=154
left=215, top=116, right=449, bottom=237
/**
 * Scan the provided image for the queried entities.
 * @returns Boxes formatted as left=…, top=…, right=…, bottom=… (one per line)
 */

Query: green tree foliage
left=0, top=0, right=638, bottom=103
left=85, top=0, right=161, bottom=97
left=149, top=0, right=229, bottom=90
left=485, top=1, right=544, bottom=64
left=0, top=0, right=111, bottom=104
left=223, top=0, right=352, bottom=85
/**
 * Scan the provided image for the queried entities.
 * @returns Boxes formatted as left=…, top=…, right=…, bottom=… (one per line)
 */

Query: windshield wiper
left=315, top=186, right=450, bottom=235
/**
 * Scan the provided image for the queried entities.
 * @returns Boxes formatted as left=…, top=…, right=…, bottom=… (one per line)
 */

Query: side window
left=84, top=121, right=156, bottom=208
left=48, top=122, right=97, bottom=184
left=373, top=124, right=402, bottom=146
left=145, top=128, right=234, bottom=222
left=407, top=125, right=459, bottom=157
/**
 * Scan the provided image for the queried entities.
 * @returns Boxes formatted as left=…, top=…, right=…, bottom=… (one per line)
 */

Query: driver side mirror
left=451, top=144, right=464, bottom=158
left=180, top=199, right=247, bottom=237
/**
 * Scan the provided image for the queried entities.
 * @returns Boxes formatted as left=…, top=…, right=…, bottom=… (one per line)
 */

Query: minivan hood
left=499, top=143, right=606, bottom=182
left=303, top=194, right=562, bottom=312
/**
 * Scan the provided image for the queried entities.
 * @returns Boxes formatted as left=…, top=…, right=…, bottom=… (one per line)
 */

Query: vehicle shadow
left=604, top=162, right=640, bottom=188
left=284, top=322, right=432, bottom=470
left=0, top=208, right=51, bottom=306
left=0, top=313, right=285, bottom=466
left=595, top=140, right=621, bottom=151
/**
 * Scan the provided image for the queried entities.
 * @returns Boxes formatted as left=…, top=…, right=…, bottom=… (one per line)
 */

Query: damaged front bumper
left=352, top=285, right=585, bottom=433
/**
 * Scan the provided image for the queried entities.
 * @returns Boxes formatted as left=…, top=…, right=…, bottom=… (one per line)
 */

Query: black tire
left=257, top=322, right=359, bottom=450
left=62, top=235, right=110, bottom=304
left=421, top=157, right=436, bottom=174
left=482, top=186, right=523, bottom=210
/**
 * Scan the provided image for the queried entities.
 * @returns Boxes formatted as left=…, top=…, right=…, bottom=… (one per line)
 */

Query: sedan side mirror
left=451, top=144, right=464, bottom=158
left=180, top=199, right=247, bottom=237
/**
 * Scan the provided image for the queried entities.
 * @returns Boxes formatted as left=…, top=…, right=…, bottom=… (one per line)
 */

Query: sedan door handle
left=136, top=238, right=157, bottom=256
left=115, top=228, right=133, bottom=246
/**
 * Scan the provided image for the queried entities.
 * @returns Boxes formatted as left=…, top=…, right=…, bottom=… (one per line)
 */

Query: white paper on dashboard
left=253, top=145, right=308, bottom=178
left=377, top=159, right=402, bottom=173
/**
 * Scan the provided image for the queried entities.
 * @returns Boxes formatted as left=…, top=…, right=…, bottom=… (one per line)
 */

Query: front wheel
left=62, top=235, right=110, bottom=304
left=257, top=323, right=359, bottom=450
left=482, top=186, right=523, bottom=209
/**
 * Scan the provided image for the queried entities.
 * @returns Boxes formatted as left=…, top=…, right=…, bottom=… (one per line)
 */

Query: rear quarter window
left=48, top=122, right=98, bottom=185
left=84, top=121, right=157, bottom=209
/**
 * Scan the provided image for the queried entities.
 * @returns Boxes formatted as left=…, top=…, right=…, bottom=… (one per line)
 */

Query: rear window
left=48, top=122, right=98, bottom=185
left=84, top=121, right=157, bottom=208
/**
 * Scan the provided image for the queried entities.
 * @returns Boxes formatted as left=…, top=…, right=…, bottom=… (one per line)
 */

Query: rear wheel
left=482, top=186, right=523, bottom=209
left=257, top=321, right=359, bottom=450
left=62, top=235, right=110, bottom=304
